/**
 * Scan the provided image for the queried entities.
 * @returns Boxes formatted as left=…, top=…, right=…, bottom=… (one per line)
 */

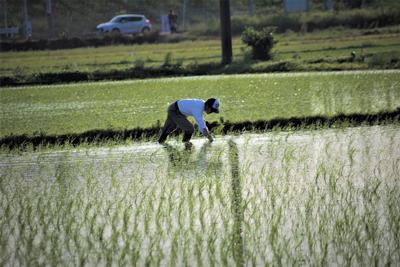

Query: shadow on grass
left=1, top=108, right=399, bottom=150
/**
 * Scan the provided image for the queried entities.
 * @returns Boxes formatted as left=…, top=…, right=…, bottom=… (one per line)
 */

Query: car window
left=110, top=17, right=122, bottom=23
left=126, top=17, right=142, bottom=22
left=110, top=16, right=143, bottom=23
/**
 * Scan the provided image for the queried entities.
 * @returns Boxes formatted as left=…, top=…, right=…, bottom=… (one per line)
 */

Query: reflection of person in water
left=163, top=143, right=191, bottom=168
left=163, top=142, right=223, bottom=176
left=197, top=141, right=211, bottom=172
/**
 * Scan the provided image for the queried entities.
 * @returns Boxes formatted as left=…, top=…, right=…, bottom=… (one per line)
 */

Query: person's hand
left=203, top=128, right=213, bottom=143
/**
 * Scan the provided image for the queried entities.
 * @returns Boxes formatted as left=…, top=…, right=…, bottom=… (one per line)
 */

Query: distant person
left=168, top=10, right=178, bottom=33
left=158, top=98, right=220, bottom=149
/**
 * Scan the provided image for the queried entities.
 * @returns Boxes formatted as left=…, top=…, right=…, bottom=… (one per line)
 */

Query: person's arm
left=193, top=112, right=213, bottom=142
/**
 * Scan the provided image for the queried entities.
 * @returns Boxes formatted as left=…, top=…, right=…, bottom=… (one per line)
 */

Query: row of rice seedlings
left=240, top=125, right=400, bottom=265
left=0, top=124, right=399, bottom=265
left=0, top=141, right=238, bottom=266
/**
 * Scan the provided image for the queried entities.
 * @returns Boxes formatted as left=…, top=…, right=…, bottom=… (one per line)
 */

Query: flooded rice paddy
left=1, top=125, right=399, bottom=266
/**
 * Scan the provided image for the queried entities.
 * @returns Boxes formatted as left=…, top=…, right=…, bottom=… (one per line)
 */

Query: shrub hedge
left=241, top=27, right=275, bottom=60
left=229, top=8, right=400, bottom=35
left=0, top=32, right=161, bottom=52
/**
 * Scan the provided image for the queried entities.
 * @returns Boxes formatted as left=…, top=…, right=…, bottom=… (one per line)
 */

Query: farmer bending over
left=158, top=98, right=220, bottom=148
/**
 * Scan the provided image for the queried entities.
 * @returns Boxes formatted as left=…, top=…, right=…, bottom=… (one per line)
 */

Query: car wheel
left=111, top=28, right=120, bottom=36
left=141, top=27, right=150, bottom=35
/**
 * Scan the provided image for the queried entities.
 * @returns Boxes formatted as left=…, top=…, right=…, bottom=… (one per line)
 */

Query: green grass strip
left=1, top=108, right=398, bottom=150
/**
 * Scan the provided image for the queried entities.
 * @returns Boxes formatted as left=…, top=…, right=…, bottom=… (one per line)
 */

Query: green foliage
left=227, top=8, right=400, bottom=36
left=241, top=27, right=275, bottom=60
left=302, top=9, right=400, bottom=31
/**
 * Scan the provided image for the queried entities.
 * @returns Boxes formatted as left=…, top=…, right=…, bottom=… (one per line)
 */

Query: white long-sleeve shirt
left=177, top=99, right=207, bottom=134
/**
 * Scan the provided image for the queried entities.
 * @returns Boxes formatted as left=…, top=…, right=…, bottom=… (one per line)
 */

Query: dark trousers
left=158, top=102, right=194, bottom=143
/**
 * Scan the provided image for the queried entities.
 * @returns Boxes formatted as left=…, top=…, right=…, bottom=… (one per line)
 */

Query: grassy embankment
left=1, top=71, right=399, bottom=142
left=0, top=26, right=399, bottom=82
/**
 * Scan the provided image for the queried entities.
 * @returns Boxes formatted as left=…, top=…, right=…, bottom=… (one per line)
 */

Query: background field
left=1, top=70, right=399, bottom=138
left=1, top=26, right=400, bottom=78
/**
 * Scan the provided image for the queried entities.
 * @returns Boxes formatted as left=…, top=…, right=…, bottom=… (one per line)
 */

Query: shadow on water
left=162, top=142, right=223, bottom=177
left=228, top=140, right=244, bottom=266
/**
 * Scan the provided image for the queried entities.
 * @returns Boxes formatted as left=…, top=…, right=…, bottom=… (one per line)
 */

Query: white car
left=97, top=14, right=152, bottom=35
